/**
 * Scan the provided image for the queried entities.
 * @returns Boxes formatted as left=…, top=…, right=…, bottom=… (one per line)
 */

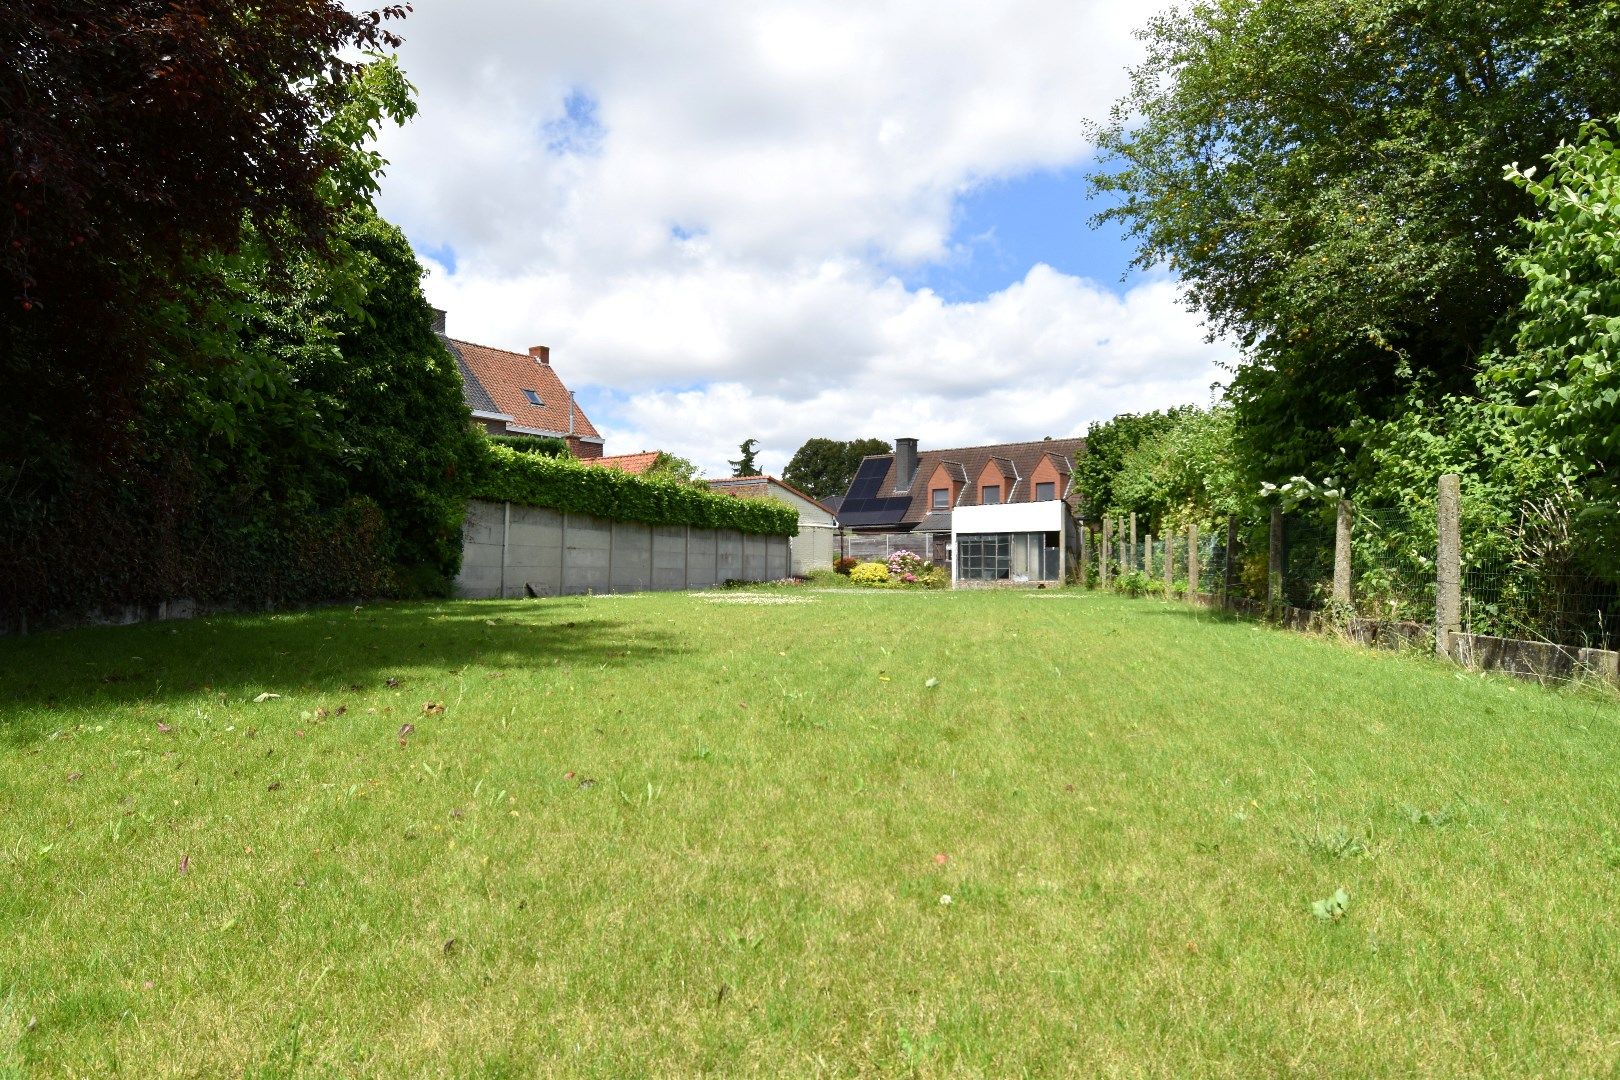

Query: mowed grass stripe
left=1, top=589, right=1616, bottom=1076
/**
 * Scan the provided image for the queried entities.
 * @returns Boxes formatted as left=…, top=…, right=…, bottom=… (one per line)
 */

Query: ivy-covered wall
left=472, top=445, right=799, bottom=537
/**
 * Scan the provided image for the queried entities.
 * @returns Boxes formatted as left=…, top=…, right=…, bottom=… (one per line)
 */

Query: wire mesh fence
left=1083, top=479, right=1620, bottom=684
left=1348, top=507, right=1436, bottom=624
left=1464, top=554, right=1619, bottom=651
left=1280, top=511, right=1336, bottom=611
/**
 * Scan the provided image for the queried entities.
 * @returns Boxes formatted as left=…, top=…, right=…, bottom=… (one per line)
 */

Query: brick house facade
left=434, top=308, right=605, bottom=460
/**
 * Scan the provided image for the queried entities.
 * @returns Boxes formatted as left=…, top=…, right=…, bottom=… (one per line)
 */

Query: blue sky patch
left=901, top=165, right=1136, bottom=303
left=421, top=243, right=458, bottom=275
left=544, top=89, right=606, bottom=156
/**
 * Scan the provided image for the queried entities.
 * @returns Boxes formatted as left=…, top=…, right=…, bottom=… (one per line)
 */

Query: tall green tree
left=782, top=437, right=891, bottom=500
left=2, top=0, right=411, bottom=469
left=1070, top=409, right=1189, bottom=526
left=1089, top=0, right=1620, bottom=484
left=729, top=438, right=760, bottom=478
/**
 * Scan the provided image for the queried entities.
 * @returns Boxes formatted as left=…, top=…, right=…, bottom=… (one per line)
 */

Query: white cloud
left=374, top=0, right=1235, bottom=477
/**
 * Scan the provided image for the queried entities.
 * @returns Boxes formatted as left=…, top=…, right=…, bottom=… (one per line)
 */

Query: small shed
left=707, top=476, right=839, bottom=575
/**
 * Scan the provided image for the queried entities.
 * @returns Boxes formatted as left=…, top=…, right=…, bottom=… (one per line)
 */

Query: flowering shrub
left=834, top=556, right=860, bottom=576
left=887, top=549, right=929, bottom=577
left=849, top=561, right=891, bottom=586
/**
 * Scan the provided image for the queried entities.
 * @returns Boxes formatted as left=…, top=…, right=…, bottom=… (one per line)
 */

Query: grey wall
left=456, top=499, right=791, bottom=599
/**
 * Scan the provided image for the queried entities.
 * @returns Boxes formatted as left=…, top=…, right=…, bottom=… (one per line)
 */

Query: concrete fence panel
left=686, top=529, right=719, bottom=589
left=455, top=500, right=794, bottom=599
left=651, top=526, right=689, bottom=591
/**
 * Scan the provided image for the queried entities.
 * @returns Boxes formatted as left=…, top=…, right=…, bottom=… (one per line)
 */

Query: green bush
left=849, top=562, right=891, bottom=586
left=488, top=434, right=570, bottom=458
left=1115, top=570, right=1154, bottom=598
left=472, top=444, right=798, bottom=537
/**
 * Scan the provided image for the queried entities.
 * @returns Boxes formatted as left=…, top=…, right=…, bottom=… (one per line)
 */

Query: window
left=957, top=534, right=1010, bottom=580
left=981, top=485, right=1001, bottom=505
left=1035, top=481, right=1056, bottom=501
left=931, top=487, right=948, bottom=510
left=522, top=389, right=543, bottom=405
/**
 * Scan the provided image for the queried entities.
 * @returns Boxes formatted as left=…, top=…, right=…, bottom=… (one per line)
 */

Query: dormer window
left=931, top=487, right=948, bottom=510
left=522, top=389, right=543, bottom=406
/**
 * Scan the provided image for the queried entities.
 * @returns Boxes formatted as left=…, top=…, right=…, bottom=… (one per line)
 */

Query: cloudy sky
left=372, top=0, right=1235, bottom=476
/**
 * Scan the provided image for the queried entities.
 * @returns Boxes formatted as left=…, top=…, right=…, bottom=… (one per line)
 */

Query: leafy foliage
left=1495, top=116, right=1620, bottom=571
left=1091, top=0, right=1620, bottom=484
left=1071, top=410, right=1189, bottom=525
left=642, top=451, right=707, bottom=488
left=489, top=434, right=571, bottom=459
left=2, top=0, right=411, bottom=466
left=474, top=445, right=798, bottom=537
left=783, top=437, right=892, bottom=500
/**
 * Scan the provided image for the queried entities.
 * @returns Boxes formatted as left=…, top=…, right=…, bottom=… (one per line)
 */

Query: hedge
left=472, top=445, right=799, bottom=537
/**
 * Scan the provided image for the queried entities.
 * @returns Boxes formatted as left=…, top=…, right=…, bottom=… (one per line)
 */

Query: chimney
left=430, top=307, right=447, bottom=335
left=895, top=437, right=919, bottom=491
left=529, top=345, right=551, bottom=365
left=568, top=391, right=576, bottom=436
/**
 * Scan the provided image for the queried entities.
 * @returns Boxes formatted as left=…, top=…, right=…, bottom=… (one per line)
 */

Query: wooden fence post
left=1333, top=499, right=1353, bottom=606
left=1100, top=517, right=1111, bottom=590
left=1187, top=523, right=1199, bottom=600
left=1268, top=506, right=1284, bottom=607
left=1224, top=518, right=1239, bottom=608
left=1436, top=474, right=1462, bottom=659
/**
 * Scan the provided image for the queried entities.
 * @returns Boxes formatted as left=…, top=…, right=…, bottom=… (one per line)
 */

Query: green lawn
left=2, top=588, right=1617, bottom=1077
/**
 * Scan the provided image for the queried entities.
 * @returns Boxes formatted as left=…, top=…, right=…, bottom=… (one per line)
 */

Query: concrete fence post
left=1187, top=523, right=1199, bottom=600
left=1079, top=527, right=1089, bottom=586
left=1268, top=505, right=1284, bottom=607
left=1333, top=499, right=1353, bottom=606
left=1145, top=532, right=1155, bottom=577
left=1437, top=473, right=1462, bottom=659
left=1117, top=518, right=1127, bottom=575
left=500, top=501, right=511, bottom=600
left=1224, top=518, right=1239, bottom=608
left=1100, top=517, right=1112, bottom=589
left=1163, top=529, right=1175, bottom=592
left=1129, top=512, right=1138, bottom=572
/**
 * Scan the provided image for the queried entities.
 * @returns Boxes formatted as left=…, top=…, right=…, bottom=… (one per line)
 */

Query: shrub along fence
left=1092, top=476, right=1620, bottom=687
left=457, top=447, right=798, bottom=598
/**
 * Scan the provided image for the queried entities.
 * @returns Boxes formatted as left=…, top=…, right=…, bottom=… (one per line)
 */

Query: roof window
left=522, top=389, right=543, bottom=406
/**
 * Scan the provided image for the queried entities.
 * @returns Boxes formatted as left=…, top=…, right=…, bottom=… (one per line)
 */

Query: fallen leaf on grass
left=66, top=771, right=81, bottom=783
left=156, top=722, right=172, bottom=735
left=397, top=723, right=415, bottom=747
left=178, top=854, right=190, bottom=874
left=925, top=678, right=940, bottom=688
left=267, top=781, right=282, bottom=792
left=422, top=702, right=445, bottom=716
left=384, top=677, right=401, bottom=689
left=933, top=853, right=949, bottom=865
left=252, top=693, right=281, bottom=703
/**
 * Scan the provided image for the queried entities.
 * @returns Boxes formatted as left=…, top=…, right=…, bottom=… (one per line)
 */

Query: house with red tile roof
left=837, top=436, right=1085, bottom=584
left=433, top=309, right=604, bottom=460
